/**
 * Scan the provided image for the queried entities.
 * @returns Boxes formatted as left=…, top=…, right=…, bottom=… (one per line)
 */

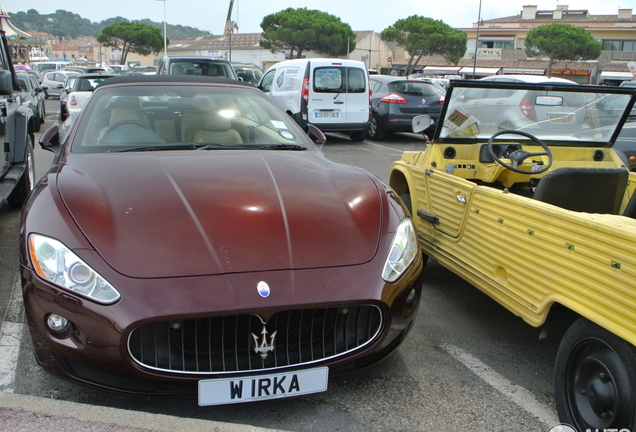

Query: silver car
left=40, top=70, right=79, bottom=99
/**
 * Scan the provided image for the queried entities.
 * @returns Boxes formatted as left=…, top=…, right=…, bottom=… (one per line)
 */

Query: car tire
left=349, top=129, right=367, bottom=142
left=368, top=115, right=385, bottom=141
left=554, top=317, right=636, bottom=431
left=60, top=103, right=67, bottom=121
left=7, top=136, right=35, bottom=208
left=40, top=103, right=46, bottom=124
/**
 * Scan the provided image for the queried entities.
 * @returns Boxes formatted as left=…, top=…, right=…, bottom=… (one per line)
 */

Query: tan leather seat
left=192, top=111, right=243, bottom=145
left=108, top=97, right=149, bottom=126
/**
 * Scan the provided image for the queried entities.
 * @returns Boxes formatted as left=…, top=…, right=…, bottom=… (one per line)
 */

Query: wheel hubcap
left=568, top=341, right=632, bottom=429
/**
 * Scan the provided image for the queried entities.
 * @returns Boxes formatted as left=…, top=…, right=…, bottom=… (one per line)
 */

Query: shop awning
left=600, top=71, right=634, bottom=80
left=502, top=68, right=544, bottom=75
left=422, top=66, right=461, bottom=74
left=459, top=67, right=501, bottom=75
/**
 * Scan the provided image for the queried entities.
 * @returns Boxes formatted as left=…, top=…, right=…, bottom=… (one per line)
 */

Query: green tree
left=97, top=21, right=166, bottom=65
left=525, top=23, right=602, bottom=77
left=260, top=8, right=356, bottom=58
left=381, top=16, right=467, bottom=76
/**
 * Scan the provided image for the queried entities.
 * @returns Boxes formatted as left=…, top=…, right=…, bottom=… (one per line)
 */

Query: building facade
left=394, top=5, right=636, bottom=84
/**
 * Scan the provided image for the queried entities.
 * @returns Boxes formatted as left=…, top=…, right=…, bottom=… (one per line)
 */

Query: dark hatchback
left=20, top=75, right=424, bottom=402
left=368, top=76, right=445, bottom=140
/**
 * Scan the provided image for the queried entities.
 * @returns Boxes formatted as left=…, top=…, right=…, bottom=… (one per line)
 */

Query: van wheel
left=369, top=115, right=385, bottom=141
left=7, top=136, right=35, bottom=208
left=554, top=317, right=636, bottom=431
left=349, top=130, right=367, bottom=142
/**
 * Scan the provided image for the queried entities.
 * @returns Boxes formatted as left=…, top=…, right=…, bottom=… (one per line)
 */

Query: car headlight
left=28, top=234, right=120, bottom=304
left=382, top=218, right=419, bottom=282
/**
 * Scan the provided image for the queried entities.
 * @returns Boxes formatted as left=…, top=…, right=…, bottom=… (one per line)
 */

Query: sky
left=1, top=0, right=629, bottom=35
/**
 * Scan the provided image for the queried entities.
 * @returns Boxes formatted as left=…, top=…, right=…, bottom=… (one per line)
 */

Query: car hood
left=57, top=151, right=383, bottom=278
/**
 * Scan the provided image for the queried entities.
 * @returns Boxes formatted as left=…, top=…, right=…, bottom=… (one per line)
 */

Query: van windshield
left=313, top=67, right=366, bottom=93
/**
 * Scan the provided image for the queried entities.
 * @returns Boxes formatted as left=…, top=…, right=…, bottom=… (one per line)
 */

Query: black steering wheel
left=487, top=130, right=553, bottom=174
left=105, top=119, right=152, bottom=134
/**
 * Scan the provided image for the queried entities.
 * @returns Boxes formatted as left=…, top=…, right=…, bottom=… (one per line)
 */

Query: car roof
left=74, top=73, right=118, bottom=79
left=480, top=74, right=578, bottom=84
left=371, top=75, right=436, bottom=84
left=162, top=56, right=230, bottom=63
left=96, top=74, right=254, bottom=87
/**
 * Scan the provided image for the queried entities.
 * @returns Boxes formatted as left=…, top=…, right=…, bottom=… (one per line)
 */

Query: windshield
left=438, top=80, right=636, bottom=145
left=71, top=84, right=312, bottom=153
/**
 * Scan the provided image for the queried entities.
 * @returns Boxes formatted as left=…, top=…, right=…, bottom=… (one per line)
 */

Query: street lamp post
left=155, top=0, right=168, bottom=58
left=473, top=0, right=483, bottom=79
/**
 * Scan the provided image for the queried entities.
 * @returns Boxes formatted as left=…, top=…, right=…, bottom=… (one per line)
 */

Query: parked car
left=389, top=79, right=636, bottom=431
left=31, top=60, right=71, bottom=74
left=109, top=65, right=129, bottom=75
left=40, top=70, right=79, bottom=99
left=130, top=65, right=157, bottom=75
left=0, top=32, right=36, bottom=209
left=258, top=58, right=371, bottom=142
left=59, top=73, right=117, bottom=120
left=446, top=75, right=584, bottom=134
left=86, top=66, right=114, bottom=74
left=231, top=63, right=263, bottom=86
left=479, top=74, right=578, bottom=85
left=408, top=75, right=450, bottom=90
left=23, top=75, right=424, bottom=400
left=16, top=72, right=46, bottom=132
left=368, top=76, right=445, bottom=140
left=157, top=56, right=236, bottom=79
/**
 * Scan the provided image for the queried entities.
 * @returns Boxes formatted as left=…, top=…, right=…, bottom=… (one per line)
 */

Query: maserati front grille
left=128, top=305, right=383, bottom=374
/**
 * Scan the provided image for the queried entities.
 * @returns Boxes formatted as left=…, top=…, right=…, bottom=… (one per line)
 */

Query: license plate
left=550, top=113, right=574, bottom=122
left=198, top=367, right=329, bottom=406
left=314, top=111, right=340, bottom=119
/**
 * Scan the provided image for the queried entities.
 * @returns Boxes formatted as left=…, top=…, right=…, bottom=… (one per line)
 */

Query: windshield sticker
left=279, top=131, right=294, bottom=140
left=271, top=120, right=286, bottom=129
left=444, top=108, right=481, bottom=137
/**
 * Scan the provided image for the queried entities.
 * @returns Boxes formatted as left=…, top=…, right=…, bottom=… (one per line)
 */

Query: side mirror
left=0, top=70, right=13, bottom=95
left=306, top=124, right=326, bottom=146
left=412, top=115, right=432, bottom=134
left=39, top=125, right=61, bottom=153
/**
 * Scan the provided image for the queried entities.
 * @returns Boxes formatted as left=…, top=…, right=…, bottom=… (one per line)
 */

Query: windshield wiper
left=257, top=144, right=307, bottom=150
left=109, top=144, right=199, bottom=152
left=195, top=143, right=253, bottom=150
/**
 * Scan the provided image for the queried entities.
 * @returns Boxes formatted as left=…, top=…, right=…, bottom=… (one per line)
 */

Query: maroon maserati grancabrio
left=20, top=75, right=424, bottom=405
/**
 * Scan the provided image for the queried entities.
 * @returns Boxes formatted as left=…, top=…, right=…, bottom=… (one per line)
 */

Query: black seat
left=533, top=167, right=629, bottom=214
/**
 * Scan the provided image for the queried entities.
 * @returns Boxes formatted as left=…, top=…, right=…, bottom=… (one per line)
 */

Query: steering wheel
left=105, top=119, right=152, bottom=134
left=487, top=130, right=553, bottom=174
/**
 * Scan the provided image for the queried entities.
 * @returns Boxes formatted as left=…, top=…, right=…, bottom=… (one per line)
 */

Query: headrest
left=202, top=111, right=231, bottom=131
left=111, top=96, right=142, bottom=110
left=109, top=107, right=144, bottom=125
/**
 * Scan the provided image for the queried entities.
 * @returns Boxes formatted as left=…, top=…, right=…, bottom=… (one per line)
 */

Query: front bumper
left=21, top=255, right=424, bottom=394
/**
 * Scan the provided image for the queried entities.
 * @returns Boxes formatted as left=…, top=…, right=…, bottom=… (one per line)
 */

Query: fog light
left=405, top=288, right=416, bottom=303
left=47, top=314, right=69, bottom=333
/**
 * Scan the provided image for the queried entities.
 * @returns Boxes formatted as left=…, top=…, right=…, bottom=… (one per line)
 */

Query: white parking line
left=442, top=343, right=559, bottom=427
left=0, top=274, right=25, bottom=393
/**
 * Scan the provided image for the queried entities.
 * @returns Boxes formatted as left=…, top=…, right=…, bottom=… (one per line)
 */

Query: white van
left=258, top=59, right=370, bottom=141
left=31, top=61, right=72, bottom=74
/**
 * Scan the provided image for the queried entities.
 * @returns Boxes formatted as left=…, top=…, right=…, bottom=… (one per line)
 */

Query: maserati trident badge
left=257, top=281, right=270, bottom=298
left=252, top=325, right=277, bottom=359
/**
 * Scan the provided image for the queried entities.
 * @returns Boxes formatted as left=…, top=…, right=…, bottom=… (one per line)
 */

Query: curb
left=0, top=391, right=289, bottom=432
